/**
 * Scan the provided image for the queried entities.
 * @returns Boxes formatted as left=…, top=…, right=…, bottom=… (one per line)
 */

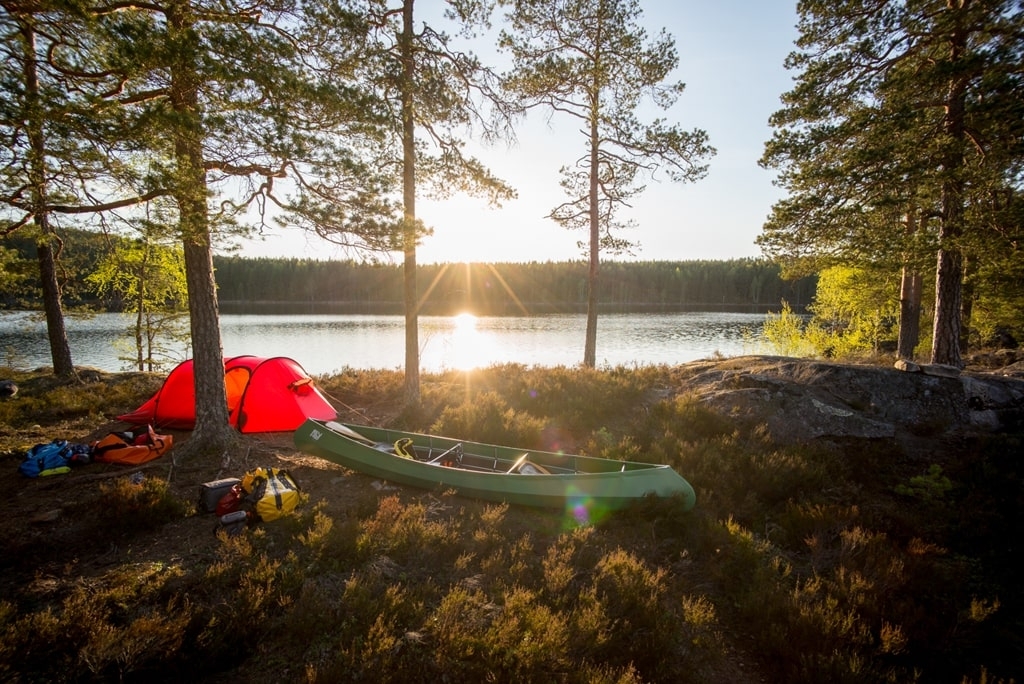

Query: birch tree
left=87, top=219, right=189, bottom=372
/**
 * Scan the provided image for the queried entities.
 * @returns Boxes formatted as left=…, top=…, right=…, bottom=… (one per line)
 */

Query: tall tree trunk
left=959, top=254, right=975, bottom=353
left=168, top=0, right=232, bottom=452
left=932, top=245, right=963, bottom=366
left=897, top=210, right=922, bottom=360
left=35, top=238, right=75, bottom=378
left=583, top=99, right=600, bottom=368
left=401, top=0, right=420, bottom=404
left=930, top=3, right=967, bottom=368
left=135, top=254, right=146, bottom=372
left=897, top=267, right=922, bottom=361
left=20, top=18, right=76, bottom=379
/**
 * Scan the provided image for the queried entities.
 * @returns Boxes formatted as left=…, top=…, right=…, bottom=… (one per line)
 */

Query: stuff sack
left=240, top=467, right=300, bottom=522
left=20, top=440, right=72, bottom=477
left=215, top=483, right=245, bottom=517
left=92, top=425, right=172, bottom=465
left=19, top=440, right=90, bottom=477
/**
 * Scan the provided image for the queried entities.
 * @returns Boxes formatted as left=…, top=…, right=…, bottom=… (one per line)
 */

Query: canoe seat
left=518, top=461, right=551, bottom=475
left=508, top=453, right=551, bottom=475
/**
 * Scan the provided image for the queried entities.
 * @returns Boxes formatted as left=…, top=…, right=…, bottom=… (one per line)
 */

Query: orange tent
left=117, top=356, right=337, bottom=433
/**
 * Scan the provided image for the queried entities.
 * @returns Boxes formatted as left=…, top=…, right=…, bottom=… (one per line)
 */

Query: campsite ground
left=0, top=358, right=1021, bottom=683
left=0, top=369, right=770, bottom=684
left=0, top=369, right=382, bottom=599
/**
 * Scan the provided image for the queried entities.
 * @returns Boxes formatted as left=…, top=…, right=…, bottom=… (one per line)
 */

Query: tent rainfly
left=118, top=356, right=337, bottom=433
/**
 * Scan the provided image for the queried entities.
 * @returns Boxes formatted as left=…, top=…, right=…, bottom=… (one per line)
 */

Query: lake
left=0, top=311, right=769, bottom=376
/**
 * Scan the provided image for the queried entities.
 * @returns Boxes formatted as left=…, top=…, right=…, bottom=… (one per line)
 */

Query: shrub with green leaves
left=431, top=390, right=546, bottom=448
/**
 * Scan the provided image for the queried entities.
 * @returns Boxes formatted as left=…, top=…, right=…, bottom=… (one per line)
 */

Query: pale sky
left=236, top=1, right=800, bottom=265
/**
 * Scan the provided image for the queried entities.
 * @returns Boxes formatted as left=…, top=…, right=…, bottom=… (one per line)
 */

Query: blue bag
left=18, top=439, right=89, bottom=478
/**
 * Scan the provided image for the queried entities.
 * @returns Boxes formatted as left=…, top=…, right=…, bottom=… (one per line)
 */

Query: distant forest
left=214, top=257, right=815, bottom=315
left=1, top=231, right=815, bottom=314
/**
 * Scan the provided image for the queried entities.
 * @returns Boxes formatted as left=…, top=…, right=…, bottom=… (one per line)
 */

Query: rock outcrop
left=671, top=356, right=1024, bottom=449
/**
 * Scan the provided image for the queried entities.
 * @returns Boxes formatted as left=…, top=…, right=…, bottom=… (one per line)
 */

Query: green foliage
left=970, top=247, right=1024, bottom=346
left=211, top=256, right=815, bottom=313
left=763, top=266, right=912, bottom=360
left=0, top=246, right=36, bottom=308
left=760, top=0, right=1024, bottom=365
left=807, top=265, right=900, bottom=355
left=2, top=242, right=819, bottom=314
left=431, top=390, right=546, bottom=449
left=895, top=464, right=952, bottom=503
left=762, top=300, right=820, bottom=358
left=86, top=229, right=189, bottom=372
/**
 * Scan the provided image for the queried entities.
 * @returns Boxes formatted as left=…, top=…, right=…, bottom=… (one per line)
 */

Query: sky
left=236, top=1, right=801, bottom=265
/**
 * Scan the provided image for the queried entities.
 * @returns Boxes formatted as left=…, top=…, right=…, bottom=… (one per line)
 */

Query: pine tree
left=498, top=0, right=714, bottom=367
left=80, top=1, right=400, bottom=451
left=2, top=3, right=178, bottom=378
left=352, top=0, right=516, bottom=404
left=2, top=5, right=100, bottom=379
left=761, top=0, right=1024, bottom=367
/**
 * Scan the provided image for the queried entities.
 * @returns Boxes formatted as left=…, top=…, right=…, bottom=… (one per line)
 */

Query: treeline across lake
left=0, top=229, right=814, bottom=314
left=214, top=257, right=816, bottom=315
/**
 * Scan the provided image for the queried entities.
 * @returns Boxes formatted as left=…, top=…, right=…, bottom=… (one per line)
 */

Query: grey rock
left=673, top=356, right=1024, bottom=449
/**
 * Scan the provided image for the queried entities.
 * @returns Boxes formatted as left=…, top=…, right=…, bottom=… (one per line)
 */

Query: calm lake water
left=0, top=311, right=768, bottom=376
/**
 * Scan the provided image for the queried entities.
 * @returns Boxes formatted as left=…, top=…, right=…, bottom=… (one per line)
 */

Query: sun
left=453, top=312, right=478, bottom=332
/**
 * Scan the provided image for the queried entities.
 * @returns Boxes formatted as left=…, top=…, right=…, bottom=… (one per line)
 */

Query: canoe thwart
left=427, top=442, right=464, bottom=466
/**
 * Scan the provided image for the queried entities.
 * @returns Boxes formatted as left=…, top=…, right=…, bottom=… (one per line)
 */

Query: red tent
left=118, top=356, right=337, bottom=433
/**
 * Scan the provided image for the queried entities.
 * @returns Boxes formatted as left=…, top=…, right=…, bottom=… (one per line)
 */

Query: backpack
left=239, top=467, right=301, bottom=522
left=19, top=439, right=90, bottom=478
left=91, top=425, right=172, bottom=465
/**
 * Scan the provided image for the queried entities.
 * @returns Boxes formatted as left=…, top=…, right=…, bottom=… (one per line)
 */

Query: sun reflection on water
left=447, top=312, right=490, bottom=371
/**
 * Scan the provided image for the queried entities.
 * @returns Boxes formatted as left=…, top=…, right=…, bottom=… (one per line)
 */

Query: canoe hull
left=293, top=419, right=696, bottom=512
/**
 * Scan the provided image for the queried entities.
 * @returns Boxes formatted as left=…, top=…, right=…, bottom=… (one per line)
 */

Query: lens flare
left=563, top=486, right=612, bottom=528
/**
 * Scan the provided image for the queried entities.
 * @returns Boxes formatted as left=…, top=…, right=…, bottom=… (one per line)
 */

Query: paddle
left=325, top=421, right=377, bottom=446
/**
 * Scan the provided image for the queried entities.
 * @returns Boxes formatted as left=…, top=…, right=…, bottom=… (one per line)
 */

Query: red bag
left=216, top=483, right=244, bottom=516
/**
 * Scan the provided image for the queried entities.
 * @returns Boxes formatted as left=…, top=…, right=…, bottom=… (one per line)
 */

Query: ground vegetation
left=0, top=358, right=1020, bottom=683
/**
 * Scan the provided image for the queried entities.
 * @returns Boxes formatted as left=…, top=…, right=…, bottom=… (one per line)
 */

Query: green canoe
left=293, top=419, right=696, bottom=513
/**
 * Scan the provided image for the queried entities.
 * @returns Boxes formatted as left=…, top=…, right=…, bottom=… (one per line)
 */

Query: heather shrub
left=431, top=390, right=546, bottom=448
left=69, top=475, right=192, bottom=541
left=0, top=564, right=192, bottom=682
left=1, top=363, right=1020, bottom=684
left=586, top=548, right=678, bottom=679
left=356, top=495, right=462, bottom=565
